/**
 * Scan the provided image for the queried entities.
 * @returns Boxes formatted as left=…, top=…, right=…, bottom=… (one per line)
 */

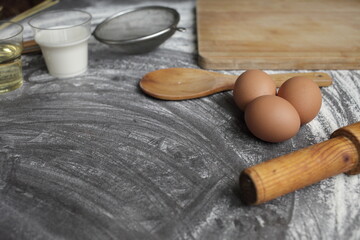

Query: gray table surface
left=1, top=0, right=360, bottom=239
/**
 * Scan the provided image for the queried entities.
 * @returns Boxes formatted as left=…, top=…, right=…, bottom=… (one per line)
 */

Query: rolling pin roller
left=239, top=122, right=360, bottom=205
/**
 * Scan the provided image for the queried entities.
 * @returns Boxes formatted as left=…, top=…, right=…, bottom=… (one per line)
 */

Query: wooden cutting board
left=197, top=0, right=360, bottom=70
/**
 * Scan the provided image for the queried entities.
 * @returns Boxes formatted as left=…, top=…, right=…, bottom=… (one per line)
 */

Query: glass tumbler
left=0, top=21, right=24, bottom=93
left=29, top=10, right=92, bottom=78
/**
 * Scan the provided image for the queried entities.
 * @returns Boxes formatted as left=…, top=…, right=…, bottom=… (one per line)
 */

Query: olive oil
left=0, top=43, right=23, bottom=93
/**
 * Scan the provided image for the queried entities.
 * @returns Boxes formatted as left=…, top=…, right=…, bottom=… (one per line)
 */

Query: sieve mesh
left=94, top=7, right=177, bottom=42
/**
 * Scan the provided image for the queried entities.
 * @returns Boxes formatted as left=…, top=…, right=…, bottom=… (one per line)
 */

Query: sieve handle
left=175, top=27, right=186, bottom=32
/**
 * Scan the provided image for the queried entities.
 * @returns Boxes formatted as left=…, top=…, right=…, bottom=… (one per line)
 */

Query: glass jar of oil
left=0, top=21, right=23, bottom=93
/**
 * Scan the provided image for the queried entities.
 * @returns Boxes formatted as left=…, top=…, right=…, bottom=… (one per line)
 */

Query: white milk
left=35, top=26, right=90, bottom=78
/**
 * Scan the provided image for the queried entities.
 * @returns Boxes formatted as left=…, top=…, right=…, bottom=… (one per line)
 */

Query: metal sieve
left=93, top=6, right=184, bottom=54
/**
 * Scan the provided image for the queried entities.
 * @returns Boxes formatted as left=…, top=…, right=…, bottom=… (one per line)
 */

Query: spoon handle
left=214, top=71, right=333, bottom=91
left=271, top=72, right=332, bottom=87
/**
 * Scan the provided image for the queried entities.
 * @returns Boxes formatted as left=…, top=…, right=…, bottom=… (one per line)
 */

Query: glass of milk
left=29, top=10, right=92, bottom=78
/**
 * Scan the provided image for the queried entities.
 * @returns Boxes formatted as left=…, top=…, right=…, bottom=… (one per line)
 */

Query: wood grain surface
left=197, top=0, right=360, bottom=69
left=0, top=0, right=359, bottom=239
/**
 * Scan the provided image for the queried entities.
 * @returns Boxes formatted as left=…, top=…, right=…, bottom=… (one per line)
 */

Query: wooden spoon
left=139, top=68, right=333, bottom=100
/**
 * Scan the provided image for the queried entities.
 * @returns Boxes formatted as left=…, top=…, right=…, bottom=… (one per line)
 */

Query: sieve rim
left=93, top=6, right=180, bottom=45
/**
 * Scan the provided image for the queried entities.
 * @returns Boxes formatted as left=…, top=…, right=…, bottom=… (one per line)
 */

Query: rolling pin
left=239, top=121, right=360, bottom=205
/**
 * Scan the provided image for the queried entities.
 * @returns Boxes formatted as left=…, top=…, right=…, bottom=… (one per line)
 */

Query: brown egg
left=233, top=70, right=276, bottom=111
left=245, top=95, right=300, bottom=142
left=278, top=76, right=322, bottom=125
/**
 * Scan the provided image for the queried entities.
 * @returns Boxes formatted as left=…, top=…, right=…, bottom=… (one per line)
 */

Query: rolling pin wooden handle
left=239, top=122, right=360, bottom=205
